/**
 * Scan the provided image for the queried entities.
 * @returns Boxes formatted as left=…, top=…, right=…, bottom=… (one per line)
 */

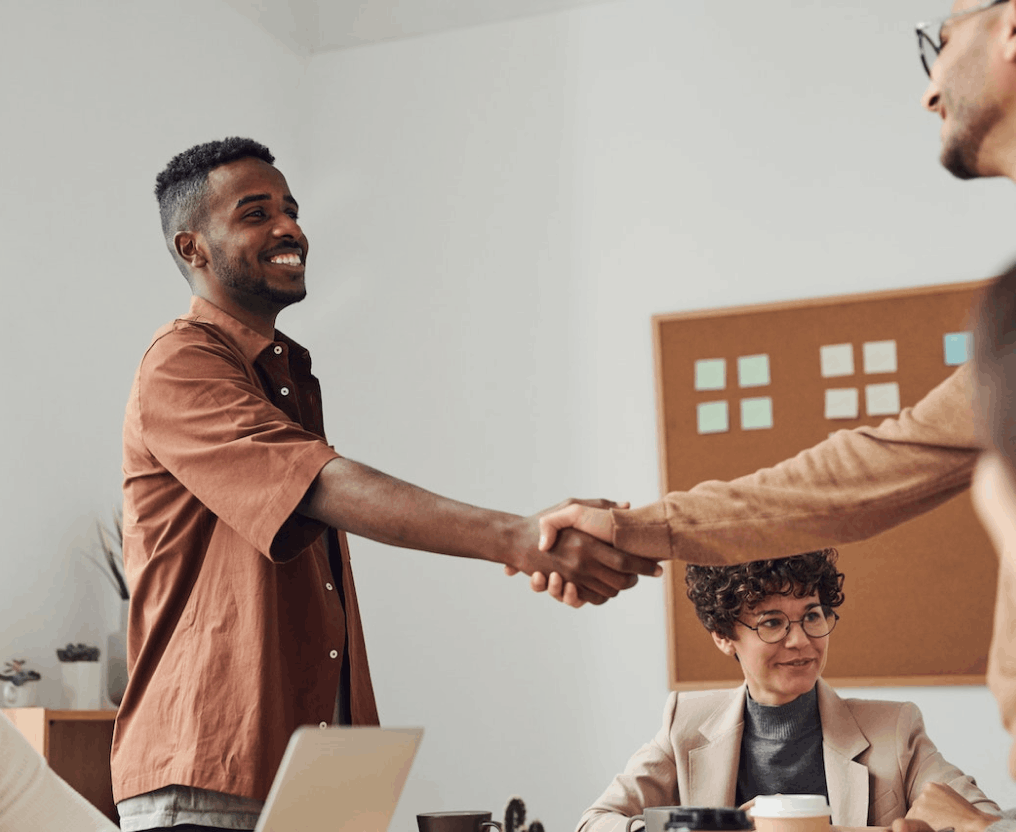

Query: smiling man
left=111, top=138, right=663, bottom=832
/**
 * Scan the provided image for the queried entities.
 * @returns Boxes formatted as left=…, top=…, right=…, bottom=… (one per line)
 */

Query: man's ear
left=711, top=630, right=738, bottom=659
left=1002, top=0, right=1016, bottom=63
left=174, top=231, right=208, bottom=269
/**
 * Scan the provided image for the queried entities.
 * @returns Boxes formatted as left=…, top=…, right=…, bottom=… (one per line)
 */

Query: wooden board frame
left=653, top=280, right=995, bottom=690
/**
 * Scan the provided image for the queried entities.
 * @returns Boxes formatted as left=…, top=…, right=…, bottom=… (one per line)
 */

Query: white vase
left=1, top=680, right=37, bottom=708
left=106, top=599, right=129, bottom=707
left=61, top=661, right=101, bottom=709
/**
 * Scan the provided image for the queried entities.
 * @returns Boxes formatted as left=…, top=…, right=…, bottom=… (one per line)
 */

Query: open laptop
left=254, top=726, right=424, bottom=832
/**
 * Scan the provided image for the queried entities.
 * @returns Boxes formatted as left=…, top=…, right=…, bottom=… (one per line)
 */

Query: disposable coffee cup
left=750, top=795, right=831, bottom=832
left=626, top=806, right=751, bottom=832
left=417, top=810, right=503, bottom=832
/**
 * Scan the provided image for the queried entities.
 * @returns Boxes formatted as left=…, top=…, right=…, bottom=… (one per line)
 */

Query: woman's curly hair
left=685, top=549, right=844, bottom=639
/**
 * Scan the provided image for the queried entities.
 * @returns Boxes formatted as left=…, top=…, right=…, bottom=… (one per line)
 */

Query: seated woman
left=576, top=549, right=1000, bottom=832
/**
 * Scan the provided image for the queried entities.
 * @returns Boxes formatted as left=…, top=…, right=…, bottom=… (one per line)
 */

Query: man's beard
left=210, top=243, right=307, bottom=306
left=940, top=89, right=1003, bottom=180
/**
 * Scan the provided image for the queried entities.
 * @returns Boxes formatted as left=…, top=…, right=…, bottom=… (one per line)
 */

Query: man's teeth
left=270, top=253, right=302, bottom=266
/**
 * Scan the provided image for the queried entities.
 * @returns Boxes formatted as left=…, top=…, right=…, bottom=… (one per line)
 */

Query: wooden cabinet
left=2, top=708, right=118, bottom=824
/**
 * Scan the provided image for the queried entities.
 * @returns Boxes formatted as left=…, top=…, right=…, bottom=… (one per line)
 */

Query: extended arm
left=297, top=457, right=662, bottom=605
left=535, top=364, right=980, bottom=602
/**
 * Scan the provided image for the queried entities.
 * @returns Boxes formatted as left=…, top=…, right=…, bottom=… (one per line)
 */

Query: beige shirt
left=577, top=680, right=1000, bottom=832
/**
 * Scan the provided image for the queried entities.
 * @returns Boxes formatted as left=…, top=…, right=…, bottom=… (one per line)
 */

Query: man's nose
left=921, top=76, right=941, bottom=112
left=274, top=214, right=303, bottom=238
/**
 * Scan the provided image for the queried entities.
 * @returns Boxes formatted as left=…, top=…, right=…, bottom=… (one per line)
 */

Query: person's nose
left=273, top=212, right=303, bottom=240
left=921, top=73, right=941, bottom=113
left=783, top=620, right=810, bottom=648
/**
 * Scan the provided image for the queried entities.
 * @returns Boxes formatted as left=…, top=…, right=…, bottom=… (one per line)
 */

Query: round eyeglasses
left=736, top=607, right=839, bottom=644
left=916, top=0, right=1006, bottom=78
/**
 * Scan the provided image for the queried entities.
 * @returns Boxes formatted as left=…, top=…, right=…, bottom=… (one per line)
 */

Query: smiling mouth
left=779, top=659, right=814, bottom=668
left=268, top=252, right=303, bottom=267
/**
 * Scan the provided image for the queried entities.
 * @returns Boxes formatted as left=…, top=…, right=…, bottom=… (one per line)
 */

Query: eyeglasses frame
left=917, top=0, right=1008, bottom=77
left=735, top=608, right=840, bottom=644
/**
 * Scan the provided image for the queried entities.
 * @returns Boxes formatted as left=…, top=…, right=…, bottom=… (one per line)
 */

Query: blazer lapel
left=818, top=680, right=870, bottom=827
left=688, top=686, right=746, bottom=807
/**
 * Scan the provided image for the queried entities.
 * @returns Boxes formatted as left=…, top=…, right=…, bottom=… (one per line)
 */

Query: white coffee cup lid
left=750, top=795, right=831, bottom=819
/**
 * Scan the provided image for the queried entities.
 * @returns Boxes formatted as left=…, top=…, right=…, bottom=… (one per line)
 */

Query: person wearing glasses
left=575, top=550, right=1001, bottom=832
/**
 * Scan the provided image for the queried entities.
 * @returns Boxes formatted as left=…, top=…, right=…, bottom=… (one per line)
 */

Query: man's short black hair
left=155, top=137, right=275, bottom=277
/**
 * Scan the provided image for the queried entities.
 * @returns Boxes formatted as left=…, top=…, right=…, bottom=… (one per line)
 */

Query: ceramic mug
left=417, top=811, right=503, bottom=832
left=626, top=806, right=752, bottom=832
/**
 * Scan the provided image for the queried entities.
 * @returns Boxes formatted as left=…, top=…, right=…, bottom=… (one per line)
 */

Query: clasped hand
left=504, top=499, right=660, bottom=608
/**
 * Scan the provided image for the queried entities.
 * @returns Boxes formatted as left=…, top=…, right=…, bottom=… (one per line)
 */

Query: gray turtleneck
left=735, top=684, right=828, bottom=805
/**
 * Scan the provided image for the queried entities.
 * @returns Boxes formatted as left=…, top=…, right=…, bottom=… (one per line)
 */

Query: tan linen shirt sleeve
left=135, top=324, right=338, bottom=560
left=613, top=364, right=981, bottom=563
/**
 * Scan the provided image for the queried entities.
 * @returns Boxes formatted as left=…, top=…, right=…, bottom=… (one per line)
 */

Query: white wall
left=3, top=0, right=1016, bottom=830
left=0, top=0, right=305, bottom=704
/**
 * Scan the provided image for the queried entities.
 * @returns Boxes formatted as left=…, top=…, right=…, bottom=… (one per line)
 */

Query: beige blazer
left=577, top=680, right=998, bottom=832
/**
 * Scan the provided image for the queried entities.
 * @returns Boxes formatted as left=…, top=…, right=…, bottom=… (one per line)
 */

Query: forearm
left=298, top=457, right=518, bottom=565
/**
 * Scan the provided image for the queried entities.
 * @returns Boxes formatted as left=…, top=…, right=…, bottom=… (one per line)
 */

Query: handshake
left=504, top=498, right=664, bottom=609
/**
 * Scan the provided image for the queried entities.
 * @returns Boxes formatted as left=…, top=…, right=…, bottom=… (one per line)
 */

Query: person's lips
left=777, top=658, right=815, bottom=668
left=268, top=252, right=303, bottom=266
left=264, top=245, right=304, bottom=266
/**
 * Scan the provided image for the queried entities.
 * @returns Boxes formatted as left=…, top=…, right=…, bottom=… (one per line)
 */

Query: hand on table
left=503, top=499, right=660, bottom=608
left=902, top=782, right=1000, bottom=832
left=891, top=820, right=935, bottom=832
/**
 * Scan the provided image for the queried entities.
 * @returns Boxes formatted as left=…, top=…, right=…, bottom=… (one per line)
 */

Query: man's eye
left=758, top=617, right=784, bottom=629
left=246, top=209, right=265, bottom=219
left=287, top=210, right=299, bottom=220
left=803, top=611, right=824, bottom=624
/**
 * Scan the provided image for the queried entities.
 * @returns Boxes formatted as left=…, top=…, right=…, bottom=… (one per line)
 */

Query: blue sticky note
left=943, top=332, right=972, bottom=366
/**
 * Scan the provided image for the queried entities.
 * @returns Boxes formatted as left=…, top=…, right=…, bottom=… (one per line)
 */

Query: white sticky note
left=825, top=388, right=859, bottom=420
left=740, top=397, right=773, bottom=430
left=697, top=401, right=729, bottom=434
left=820, top=344, right=854, bottom=378
left=866, top=382, right=901, bottom=416
left=863, top=340, right=898, bottom=374
left=738, top=354, right=770, bottom=388
left=695, top=358, right=726, bottom=391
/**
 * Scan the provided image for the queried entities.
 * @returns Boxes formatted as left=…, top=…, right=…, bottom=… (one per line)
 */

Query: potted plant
left=56, top=643, right=101, bottom=709
left=0, top=659, right=41, bottom=708
left=89, top=508, right=130, bottom=707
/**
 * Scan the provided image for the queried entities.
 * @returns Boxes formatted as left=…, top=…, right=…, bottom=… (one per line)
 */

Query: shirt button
left=325, top=582, right=333, bottom=591
left=329, top=649, right=339, bottom=659
left=273, top=345, right=283, bottom=355
left=319, top=722, right=328, bottom=729
left=280, top=386, right=290, bottom=396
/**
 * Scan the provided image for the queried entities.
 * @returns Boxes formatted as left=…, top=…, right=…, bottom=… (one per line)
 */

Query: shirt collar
left=184, top=296, right=309, bottom=365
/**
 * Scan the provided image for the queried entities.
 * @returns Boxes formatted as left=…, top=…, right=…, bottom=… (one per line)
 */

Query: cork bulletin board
left=654, top=280, right=997, bottom=689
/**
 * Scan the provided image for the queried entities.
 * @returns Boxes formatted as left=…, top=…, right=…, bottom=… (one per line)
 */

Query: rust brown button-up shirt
left=112, top=296, right=378, bottom=804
